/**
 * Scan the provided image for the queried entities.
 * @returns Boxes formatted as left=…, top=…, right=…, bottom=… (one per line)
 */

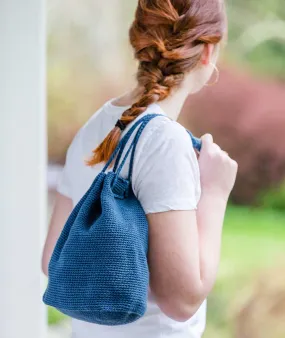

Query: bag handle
left=101, top=114, right=156, bottom=173
left=112, top=114, right=163, bottom=176
left=187, top=130, right=202, bottom=152
left=115, top=118, right=152, bottom=181
left=102, top=114, right=202, bottom=180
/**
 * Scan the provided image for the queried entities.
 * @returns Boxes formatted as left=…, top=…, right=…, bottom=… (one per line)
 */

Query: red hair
left=87, top=0, right=226, bottom=166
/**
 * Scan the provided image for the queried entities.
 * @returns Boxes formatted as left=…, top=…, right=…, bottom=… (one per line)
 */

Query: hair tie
left=115, top=119, right=126, bottom=131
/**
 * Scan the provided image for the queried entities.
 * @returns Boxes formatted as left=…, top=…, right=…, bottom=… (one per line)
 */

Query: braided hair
left=87, top=0, right=226, bottom=166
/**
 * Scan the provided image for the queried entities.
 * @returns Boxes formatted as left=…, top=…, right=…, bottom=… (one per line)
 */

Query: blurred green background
left=47, top=1, right=285, bottom=337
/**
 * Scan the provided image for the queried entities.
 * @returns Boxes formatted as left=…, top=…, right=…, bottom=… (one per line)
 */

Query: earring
left=205, top=63, right=220, bottom=86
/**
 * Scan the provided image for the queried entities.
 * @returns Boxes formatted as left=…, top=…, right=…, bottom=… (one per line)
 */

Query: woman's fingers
left=201, top=134, right=213, bottom=150
left=201, top=134, right=230, bottom=157
left=199, top=133, right=238, bottom=198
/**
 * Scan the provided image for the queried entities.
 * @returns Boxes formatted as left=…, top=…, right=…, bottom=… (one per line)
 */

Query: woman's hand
left=198, top=134, right=238, bottom=201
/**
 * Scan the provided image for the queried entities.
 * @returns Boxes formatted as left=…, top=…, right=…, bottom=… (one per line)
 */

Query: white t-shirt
left=57, top=98, right=207, bottom=338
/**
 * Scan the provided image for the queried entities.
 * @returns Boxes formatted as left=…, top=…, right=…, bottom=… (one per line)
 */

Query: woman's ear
left=201, top=44, right=214, bottom=65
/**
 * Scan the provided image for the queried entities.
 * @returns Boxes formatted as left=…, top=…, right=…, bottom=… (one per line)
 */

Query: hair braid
left=87, top=0, right=226, bottom=166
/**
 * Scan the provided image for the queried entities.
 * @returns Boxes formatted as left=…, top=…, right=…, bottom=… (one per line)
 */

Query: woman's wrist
left=199, top=187, right=230, bottom=207
left=197, top=189, right=228, bottom=230
left=196, top=188, right=228, bottom=295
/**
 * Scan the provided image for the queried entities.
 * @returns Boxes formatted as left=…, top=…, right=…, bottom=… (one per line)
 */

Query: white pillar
left=0, top=1, right=47, bottom=337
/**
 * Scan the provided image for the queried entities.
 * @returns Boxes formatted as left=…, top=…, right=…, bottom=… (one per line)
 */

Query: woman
left=42, top=0, right=237, bottom=337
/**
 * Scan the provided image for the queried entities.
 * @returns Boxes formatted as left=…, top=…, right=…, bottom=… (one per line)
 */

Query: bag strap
left=112, top=115, right=159, bottom=174
left=115, top=117, right=153, bottom=181
left=102, top=113, right=202, bottom=181
left=102, top=114, right=161, bottom=174
left=187, top=130, right=202, bottom=152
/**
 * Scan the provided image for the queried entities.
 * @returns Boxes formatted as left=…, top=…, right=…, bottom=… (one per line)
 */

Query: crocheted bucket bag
left=43, top=113, right=201, bottom=326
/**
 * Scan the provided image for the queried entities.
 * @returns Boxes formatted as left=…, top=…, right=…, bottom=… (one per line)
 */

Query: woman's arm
left=147, top=134, right=237, bottom=322
left=41, top=192, right=73, bottom=276
left=147, top=194, right=226, bottom=322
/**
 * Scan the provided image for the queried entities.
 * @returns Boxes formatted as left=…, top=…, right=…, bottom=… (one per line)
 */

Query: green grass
left=204, top=205, right=285, bottom=338
left=48, top=306, right=67, bottom=326
left=221, top=206, right=285, bottom=280
left=221, top=205, right=285, bottom=286
left=48, top=205, right=285, bottom=331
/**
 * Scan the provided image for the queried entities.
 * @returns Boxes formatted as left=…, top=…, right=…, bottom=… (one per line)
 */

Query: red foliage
left=180, top=67, right=285, bottom=204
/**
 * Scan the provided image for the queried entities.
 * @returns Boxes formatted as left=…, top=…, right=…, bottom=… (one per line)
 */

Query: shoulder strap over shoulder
left=102, top=114, right=202, bottom=180
left=102, top=114, right=162, bottom=175
left=187, top=130, right=202, bottom=152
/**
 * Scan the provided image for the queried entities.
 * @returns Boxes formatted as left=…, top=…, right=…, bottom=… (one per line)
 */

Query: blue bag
left=43, top=113, right=201, bottom=326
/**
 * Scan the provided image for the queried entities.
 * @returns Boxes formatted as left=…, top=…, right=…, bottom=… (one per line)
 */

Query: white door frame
left=0, top=0, right=47, bottom=337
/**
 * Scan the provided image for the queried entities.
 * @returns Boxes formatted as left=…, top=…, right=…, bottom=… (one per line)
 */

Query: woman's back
left=57, top=98, right=206, bottom=338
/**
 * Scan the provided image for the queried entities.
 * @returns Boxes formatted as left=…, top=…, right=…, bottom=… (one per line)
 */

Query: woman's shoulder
left=131, top=113, right=201, bottom=214
left=137, top=113, right=194, bottom=154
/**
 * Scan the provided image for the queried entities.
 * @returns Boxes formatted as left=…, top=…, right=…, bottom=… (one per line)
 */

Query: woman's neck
left=114, top=84, right=192, bottom=121
left=157, top=85, right=191, bottom=120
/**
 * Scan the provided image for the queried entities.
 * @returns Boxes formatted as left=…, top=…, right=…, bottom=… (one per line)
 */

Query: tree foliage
left=227, top=0, right=285, bottom=80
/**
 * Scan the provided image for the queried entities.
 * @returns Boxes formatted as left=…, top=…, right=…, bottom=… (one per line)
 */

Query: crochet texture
left=43, top=114, right=201, bottom=326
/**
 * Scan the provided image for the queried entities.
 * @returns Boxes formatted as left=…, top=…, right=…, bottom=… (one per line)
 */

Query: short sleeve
left=132, top=120, right=200, bottom=214
left=56, top=129, right=82, bottom=198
